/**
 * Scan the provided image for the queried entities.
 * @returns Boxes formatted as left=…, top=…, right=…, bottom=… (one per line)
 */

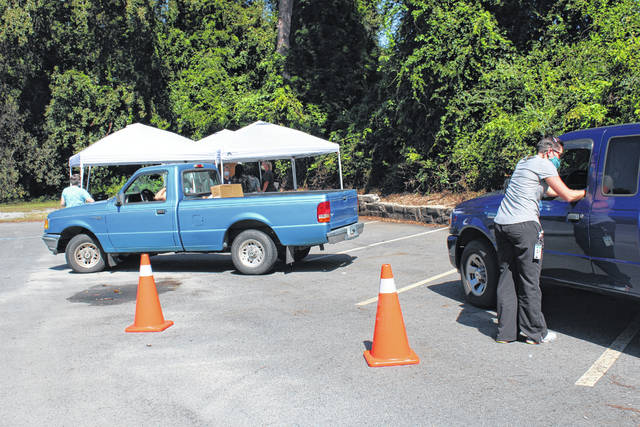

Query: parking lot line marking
left=356, top=268, right=458, bottom=306
left=314, top=227, right=449, bottom=262
left=575, top=312, right=640, bottom=387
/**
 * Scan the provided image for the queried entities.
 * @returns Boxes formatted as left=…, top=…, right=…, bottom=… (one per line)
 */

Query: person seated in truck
left=60, top=174, right=95, bottom=208
left=154, top=187, right=166, bottom=201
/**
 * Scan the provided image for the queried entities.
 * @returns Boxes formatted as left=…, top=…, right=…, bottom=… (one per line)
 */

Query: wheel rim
left=74, top=242, right=101, bottom=269
left=238, top=239, right=265, bottom=267
left=464, top=253, right=487, bottom=296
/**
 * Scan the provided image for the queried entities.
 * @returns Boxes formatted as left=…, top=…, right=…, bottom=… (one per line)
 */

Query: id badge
left=603, top=234, right=614, bottom=247
left=533, top=243, right=543, bottom=260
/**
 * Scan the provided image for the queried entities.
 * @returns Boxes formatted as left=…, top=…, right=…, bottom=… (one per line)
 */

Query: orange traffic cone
left=125, top=254, right=174, bottom=332
left=364, top=264, right=419, bottom=367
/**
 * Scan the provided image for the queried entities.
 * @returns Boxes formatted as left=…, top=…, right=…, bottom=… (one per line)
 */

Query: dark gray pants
left=495, top=222, right=548, bottom=343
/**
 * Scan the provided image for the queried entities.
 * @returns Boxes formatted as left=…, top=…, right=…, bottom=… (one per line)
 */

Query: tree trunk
left=276, top=0, right=293, bottom=55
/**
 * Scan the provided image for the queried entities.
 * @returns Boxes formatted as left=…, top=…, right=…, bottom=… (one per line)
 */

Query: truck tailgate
left=328, top=190, right=359, bottom=229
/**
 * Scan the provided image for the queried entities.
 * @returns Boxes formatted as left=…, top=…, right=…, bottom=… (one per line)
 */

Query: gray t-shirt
left=494, top=156, right=558, bottom=225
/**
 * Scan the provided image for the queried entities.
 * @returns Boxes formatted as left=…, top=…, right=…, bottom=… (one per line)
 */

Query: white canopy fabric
left=216, top=121, right=339, bottom=162
left=197, top=121, right=343, bottom=189
left=68, top=123, right=217, bottom=167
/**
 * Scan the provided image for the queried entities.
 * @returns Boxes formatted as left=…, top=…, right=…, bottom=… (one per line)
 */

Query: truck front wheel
left=231, top=229, right=277, bottom=275
left=460, top=240, right=498, bottom=308
left=66, top=234, right=106, bottom=273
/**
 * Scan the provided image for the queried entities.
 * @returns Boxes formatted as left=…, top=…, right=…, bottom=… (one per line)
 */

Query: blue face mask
left=550, top=156, right=561, bottom=169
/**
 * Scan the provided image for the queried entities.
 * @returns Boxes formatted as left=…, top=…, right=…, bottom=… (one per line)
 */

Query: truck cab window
left=124, top=172, right=167, bottom=203
left=557, top=141, right=592, bottom=190
left=182, top=170, right=220, bottom=198
left=603, top=135, right=640, bottom=196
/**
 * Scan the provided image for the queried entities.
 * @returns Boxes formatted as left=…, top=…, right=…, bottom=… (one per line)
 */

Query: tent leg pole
left=80, top=164, right=84, bottom=188
left=292, top=158, right=297, bottom=190
left=337, top=149, right=344, bottom=189
left=86, top=166, right=92, bottom=191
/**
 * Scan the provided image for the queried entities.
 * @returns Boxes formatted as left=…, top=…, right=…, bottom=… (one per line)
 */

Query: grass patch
left=0, top=199, right=59, bottom=212
left=0, top=199, right=59, bottom=223
left=0, top=212, right=50, bottom=223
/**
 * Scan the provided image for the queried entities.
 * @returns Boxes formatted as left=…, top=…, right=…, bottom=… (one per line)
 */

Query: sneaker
left=495, top=339, right=512, bottom=344
left=525, top=330, right=557, bottom=345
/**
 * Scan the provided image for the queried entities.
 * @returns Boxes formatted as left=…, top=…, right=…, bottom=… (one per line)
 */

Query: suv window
left=182, top=169, right=220, bottom=198
left=602, top=135, right=640, bottom=196
left=557, top=140, right=592, bottom=190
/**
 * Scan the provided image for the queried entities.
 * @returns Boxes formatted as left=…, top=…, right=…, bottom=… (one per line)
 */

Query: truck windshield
left=182, top=170, right=220, bottom=198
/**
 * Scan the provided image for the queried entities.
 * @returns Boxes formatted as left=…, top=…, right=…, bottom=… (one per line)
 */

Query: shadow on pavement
left=102, top=253, right=356, bottom=275
left=428, top=277, right=640, bottom=356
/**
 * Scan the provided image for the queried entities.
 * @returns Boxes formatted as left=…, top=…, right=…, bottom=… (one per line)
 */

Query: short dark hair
left=234, top=164, right=244, bottom=176
left=537, top=136, right=564, bottom=154
left=70, top=173, right=81, bottom=186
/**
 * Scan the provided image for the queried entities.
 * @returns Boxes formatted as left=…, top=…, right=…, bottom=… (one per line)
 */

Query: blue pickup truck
left=43, top=163, right=363, bottom=274
left=448, top=123, right=640, bottom=307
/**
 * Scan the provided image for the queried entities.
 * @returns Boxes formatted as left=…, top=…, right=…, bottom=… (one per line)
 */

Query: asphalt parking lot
left=1, top=220, right=639, bottom=426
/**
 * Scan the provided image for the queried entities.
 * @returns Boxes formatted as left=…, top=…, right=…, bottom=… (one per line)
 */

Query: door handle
left=566, top=212, right=583, bottom=222
left=156, top=209, right=166, bottom=215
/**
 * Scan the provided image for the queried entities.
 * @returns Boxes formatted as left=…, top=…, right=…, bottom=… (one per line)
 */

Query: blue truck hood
left=47, top=200, right=112, bottom=224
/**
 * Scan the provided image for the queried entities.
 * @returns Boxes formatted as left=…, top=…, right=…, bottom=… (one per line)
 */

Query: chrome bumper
left=326, top=222, right=364, bottom=244
left=42, top=234, right=60, bottom=254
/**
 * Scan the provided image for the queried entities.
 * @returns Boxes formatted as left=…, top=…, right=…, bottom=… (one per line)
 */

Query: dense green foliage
left=1, top=0, right=639, bottom=200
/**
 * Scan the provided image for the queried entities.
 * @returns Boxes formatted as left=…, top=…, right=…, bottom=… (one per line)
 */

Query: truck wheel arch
left=59, top=226, right=103, bottom=254
left=225, top=220, right=282, bottom=249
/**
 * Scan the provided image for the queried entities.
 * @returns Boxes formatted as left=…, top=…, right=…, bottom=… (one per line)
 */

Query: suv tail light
left=317, top=201, right=331, bottom=223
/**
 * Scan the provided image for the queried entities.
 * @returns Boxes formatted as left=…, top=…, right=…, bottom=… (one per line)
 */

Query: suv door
left=540, top=139, right=593, bottom=285
left=588, top=130, right=640, bottom=296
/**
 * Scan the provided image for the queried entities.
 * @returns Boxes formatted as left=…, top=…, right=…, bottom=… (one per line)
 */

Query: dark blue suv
left=448, top=123, right=640, bottom=307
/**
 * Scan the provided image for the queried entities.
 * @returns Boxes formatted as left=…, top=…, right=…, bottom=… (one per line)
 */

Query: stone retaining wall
left=357, top=194, right=452, bottom=225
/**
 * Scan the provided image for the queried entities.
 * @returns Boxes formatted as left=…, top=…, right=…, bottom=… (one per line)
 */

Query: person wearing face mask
left=222, top=163, right=236, bottom=184
left=493, top=136, right=586, bottom=345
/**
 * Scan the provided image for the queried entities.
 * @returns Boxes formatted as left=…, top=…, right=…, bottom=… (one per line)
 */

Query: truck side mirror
left=115, top=193, right=124, bottom=207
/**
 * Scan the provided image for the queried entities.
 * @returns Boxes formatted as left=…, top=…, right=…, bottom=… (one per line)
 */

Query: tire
left=293, top=246, right=311, bottom=262
left=276, top=246, right=311, bottom=262
left=231, top=229, right=277, bottom=275
left=460, top=240, right=498, bottom=308
left=65, top=234, right=106, bottom=273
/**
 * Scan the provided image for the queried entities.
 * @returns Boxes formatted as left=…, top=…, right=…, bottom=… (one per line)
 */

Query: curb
left=358, top=194, right=452, bottom=225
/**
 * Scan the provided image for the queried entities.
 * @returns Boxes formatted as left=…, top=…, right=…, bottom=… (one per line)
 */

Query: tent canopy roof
left=69, top=121, right=340, bottom=169
left=199, top=121, right=339, bottom=162
left=68, top=123, right=216, bottom=167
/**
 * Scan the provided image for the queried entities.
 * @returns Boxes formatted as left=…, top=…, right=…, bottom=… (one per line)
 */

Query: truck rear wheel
left=231, top=229, right=277, bottom=275
left=66, top=234, right=106, bottom=273
left=460, top=240, right=498, bottom=308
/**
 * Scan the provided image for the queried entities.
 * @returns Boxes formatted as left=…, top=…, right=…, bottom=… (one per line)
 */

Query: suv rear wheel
left=460, top=240, right=498, bottom=308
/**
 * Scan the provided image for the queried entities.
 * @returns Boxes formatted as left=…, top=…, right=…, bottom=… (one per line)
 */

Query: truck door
left=588, top=130, right=640, bottom=295
left=540, top=139, right=593, bottom=285
left=106, top=170, right=181, bottom=252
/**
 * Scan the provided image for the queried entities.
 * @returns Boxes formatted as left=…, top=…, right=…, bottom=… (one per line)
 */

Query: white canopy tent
left=69, top=123, right=218, bottom=188
left=199, top=121, right=343, bottom=189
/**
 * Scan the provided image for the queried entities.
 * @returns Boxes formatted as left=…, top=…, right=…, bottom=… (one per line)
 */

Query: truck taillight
left=317, top=201, right=331, bottom=223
